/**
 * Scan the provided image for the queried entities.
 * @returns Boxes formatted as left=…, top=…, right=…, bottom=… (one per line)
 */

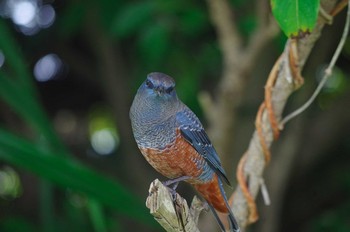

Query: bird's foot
left=163, top=176, right=190, bottom=200
left=165, top=185, right=178, bottom=200
left=163, top=176, right=190, bottom=187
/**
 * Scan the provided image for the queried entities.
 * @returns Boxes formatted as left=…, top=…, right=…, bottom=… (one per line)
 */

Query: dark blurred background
left=0, top=0, right=349, bottom=232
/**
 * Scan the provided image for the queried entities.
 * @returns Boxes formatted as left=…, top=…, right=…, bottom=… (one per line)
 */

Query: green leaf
left=57, top=2, right=87, bottom=38
left=0, top=21, right=70, bottom=155
left=271, top=0, right=320, bottom=37
left=179, top=7, right=208, bottom=37
left=0, top=128, right=154, bottom=227
left=0, top=20, right=37, bottom=99
left=87, top=198, right=107, bottom=232
left=111, top=2, right=156, bottom=38
left=0, top=72, right=68, bottom=155
left=40, top=181, right=55, bottom=232
left=0, top=216, right=38, bottom=232
left=138, top=22, right=170, bottom=67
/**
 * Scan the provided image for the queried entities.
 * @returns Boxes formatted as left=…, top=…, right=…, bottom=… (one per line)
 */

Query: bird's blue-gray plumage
left=130, top=73, right=179, bottom=149
left=129, top=72, right=239, bottom=232
left=176, top=108, right=231, bottom=185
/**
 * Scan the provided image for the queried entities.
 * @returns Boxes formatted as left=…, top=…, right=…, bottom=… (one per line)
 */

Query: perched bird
left=130, top=72, right=239, bottom=232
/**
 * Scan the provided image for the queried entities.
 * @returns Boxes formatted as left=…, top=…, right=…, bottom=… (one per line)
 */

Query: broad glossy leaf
left=271, top=0, right=320, bottom=37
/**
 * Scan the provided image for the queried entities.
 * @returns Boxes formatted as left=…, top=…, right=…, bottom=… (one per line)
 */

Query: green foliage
left=177, top=7, right=208, bottom=37
left=0, top=128, right=150, bottom=223
left=239, top=15, right=257, bottom=37
left=138, top=22, right=170, bottom=66
left=271, top=0, right=320, bottom=37
left=58, top=2, right=87, bottom=38
left=0, top=217, right=38, bottom=232
left=308, top=197, right=350, bottom=231
left=1, top=0, right=347, bottom=231
left=0, top=17, right=154, bottom=231
left=0, top=21, right=67, bottom=155
left=318, top=66, right=349, bottom=109
left=87, top=199, right=108, bottom=232
left=307, top=154, right=350, bottom=232
left=0, top=2, right=218, bottom=228
left=111, top=1, right=156, bottom=37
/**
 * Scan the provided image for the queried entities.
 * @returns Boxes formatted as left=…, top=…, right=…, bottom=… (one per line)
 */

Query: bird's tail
left=194, top=174, right=239, bottom=232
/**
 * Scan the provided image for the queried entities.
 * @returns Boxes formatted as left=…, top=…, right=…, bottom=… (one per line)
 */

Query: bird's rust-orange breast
left=140, top=129, right=229, bottom=214
left=139, top=129, right=204, bottom=182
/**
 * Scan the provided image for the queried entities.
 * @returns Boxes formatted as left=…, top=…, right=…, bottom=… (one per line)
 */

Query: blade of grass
left=0, top=72, right=69, bottom=156
left=0, top=20, right=37, bottom=99
left=40, top=181, right=55, bottom=232
left=0, top=128, right=155, bottom=226
left=0, top=72, right=40, bottom=124
left=87, top=198, right=107, bottom=232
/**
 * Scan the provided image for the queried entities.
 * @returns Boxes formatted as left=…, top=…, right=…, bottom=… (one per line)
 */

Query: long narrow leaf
left=0, top=128, right=154, bottom=226
left=87, top=198, right=107, bottom=232
left=39, top=181, right=55, bottom=232
left=0, top=20, right=37, bottom=99
left=0, top=72, right=69, bottom=155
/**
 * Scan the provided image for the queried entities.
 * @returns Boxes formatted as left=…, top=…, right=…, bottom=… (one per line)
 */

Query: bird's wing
left=176, top=107, right=231, bottom=185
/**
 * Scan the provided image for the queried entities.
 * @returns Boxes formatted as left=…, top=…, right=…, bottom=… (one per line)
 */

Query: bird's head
left=131, top=72, right=181, bottom=121
left=138, top=72, right=177, bottom=101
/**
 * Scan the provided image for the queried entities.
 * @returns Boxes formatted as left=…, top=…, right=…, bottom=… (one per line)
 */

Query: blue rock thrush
left=130, top=72, right=239, bottom=232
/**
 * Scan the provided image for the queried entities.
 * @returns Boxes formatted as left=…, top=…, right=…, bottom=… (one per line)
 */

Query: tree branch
left=146, top=179, right=207, bottom=232
left=202, top=0, right=279, bottom=174
left=230, top=0, right=339, bottom=229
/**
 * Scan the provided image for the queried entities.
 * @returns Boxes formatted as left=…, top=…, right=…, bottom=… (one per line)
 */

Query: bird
left=130, top=72, right=239, bottom=232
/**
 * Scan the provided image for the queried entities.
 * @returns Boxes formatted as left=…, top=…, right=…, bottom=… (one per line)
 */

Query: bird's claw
left=162, top=176, right=190, bottom=201
left=162, top=181, right=178, bottom=201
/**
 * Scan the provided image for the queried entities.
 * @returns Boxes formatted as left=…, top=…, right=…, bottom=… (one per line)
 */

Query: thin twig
left=236, top=152, right=258, bottom=224
left=259, top=178, right=271, bottom=206
left=280, top=0, right=350, bottom=126
left=320, top=6, right=334, bottom=24
left=264, top=55, right=283, bottom=140
left=256, top=103, right=271, bottom=163
left=331, top=0, right=348, bottom=16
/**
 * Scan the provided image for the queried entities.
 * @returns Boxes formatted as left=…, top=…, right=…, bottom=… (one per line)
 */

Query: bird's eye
left=145, top=79, right=153, bottom=88
left=165, top=86, right=174, bottom=94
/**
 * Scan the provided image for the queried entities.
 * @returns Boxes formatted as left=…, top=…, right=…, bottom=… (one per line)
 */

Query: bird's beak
left=154, top=87, right=164, bottom=96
